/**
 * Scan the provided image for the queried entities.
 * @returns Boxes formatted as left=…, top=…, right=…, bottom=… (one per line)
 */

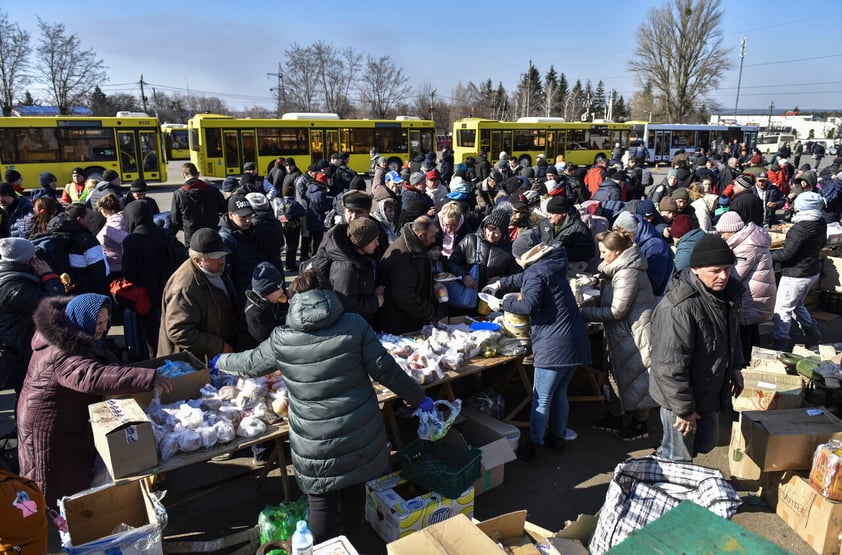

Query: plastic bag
left=415, top=399, right=461, bottom=441
left=258, top=496, right=310, bottom=546
left=237, top=416, right=267, bottom=438
left=156, top=359, right=196, bottom=378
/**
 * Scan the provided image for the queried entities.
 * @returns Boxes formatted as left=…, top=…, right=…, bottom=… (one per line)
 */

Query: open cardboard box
left=777, top=473, right=842, bottom=555
left=89, top=398, right=157, bottom=479
left=732, top=369, right=803, bottom=412
left=445, top=409, right=517, bottom=496
left=130, top=352, right=210, bottom=408
left=59, top=480, right=163, bottom=554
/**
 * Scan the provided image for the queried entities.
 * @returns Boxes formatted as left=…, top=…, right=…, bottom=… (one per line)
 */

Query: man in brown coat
left=158, top=228, right=243, bottom=361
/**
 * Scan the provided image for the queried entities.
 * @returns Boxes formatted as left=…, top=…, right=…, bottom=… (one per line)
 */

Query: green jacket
left=217, top=288, right=424, bottom=494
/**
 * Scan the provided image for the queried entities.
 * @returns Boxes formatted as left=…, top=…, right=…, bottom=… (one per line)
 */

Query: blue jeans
left=530, top=366, right=577, bottom=444
left=656, top=407, right=719, bottom=462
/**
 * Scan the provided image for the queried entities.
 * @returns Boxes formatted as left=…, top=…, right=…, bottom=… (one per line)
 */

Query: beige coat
left=580, top=245, right=658, bottom=411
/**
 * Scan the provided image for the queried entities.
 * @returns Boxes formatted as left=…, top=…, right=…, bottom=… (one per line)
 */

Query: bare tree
left=35, top=18, right=107, bottom=115
left=281, top=43, right=321, bottom=112
left=630, top=0, right=732, bottom=123
left=358, top=55, right=412, bottom=118
left=312, top=41, right=361, bottom=118
left=0, top=10, right=31, bottom=116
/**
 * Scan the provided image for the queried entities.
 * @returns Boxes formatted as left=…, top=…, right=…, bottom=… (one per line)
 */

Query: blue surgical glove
left=419, top=396, right=435, bottom=413
left=208, top=354, right=221, bottom=376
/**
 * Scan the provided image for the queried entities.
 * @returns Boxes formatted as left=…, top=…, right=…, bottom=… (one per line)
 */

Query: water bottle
left=290, top=520, right=313, bottom=555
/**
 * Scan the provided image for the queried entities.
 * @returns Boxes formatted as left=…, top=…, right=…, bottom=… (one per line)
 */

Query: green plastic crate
left=399, top=438, right=481, bottom=499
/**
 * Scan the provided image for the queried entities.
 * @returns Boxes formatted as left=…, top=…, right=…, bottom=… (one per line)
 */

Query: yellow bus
left=0, top=114, right=167, bottom=189
left=188, top=113, right=436, bottom=177
left=452, top=117, right=633, bottom=167
left=161, top=122, right=190, bottom=160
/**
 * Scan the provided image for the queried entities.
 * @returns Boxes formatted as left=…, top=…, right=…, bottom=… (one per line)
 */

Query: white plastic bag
left=415, top=399, right=461, bottom=441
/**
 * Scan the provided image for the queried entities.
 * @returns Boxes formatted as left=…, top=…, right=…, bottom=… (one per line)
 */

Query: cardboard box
left=729, top=419, right=761, bottom=480
left=386, top=514, right=502, bottom=554
left=461, top=406, right=521, bottom=452
left=820, top=254, right=842, bottom=293
left=449, top=410, right=517, bottom=496
left=131, top=352, right=210, bottom=408
left=437, top=315, right=479, bottom=333
left=745, top=346, right=791, bottom=375
left=777, top=474, right=842, bottom=555
left=732, top=369, right=803, bottom=412
left=59, top=480, right=163, bottom=554
left=89, top=398, right=157, bottom=479
left=476, top=511, right=543, bottom=555
left=365, top=471, right=474, bottom=543
left=742, top=407, right=842, bottom=471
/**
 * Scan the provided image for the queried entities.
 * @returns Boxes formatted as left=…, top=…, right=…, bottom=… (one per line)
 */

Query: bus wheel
left=518, top=155, right=532, bottom=168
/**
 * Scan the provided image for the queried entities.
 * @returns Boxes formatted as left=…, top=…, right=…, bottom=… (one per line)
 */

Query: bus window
left=118, top=131, right=139, bottom=172
left=325, top=129, right=340, bottom=156
left=60, top=128, right=116, bottom=163
left=457, top=129, right=476, bottom=148
left=241, top=131, right=256, bottom=167
left=205, top=128, right=223, bottom=158
left=224, top=131, right=240, bottom=171
left=514, top=128, right=544, bottom=151
left=671, top=130, right=691, bottom=148
left=479, top=129, right=491, bottom=154
left=140, top=131, right=159, bottom=172
left=567, top=129, right=587, bottom=150
left=3, top=128, right=61, bottom=163
left=257, top=128, right=310, bottom=156
left=373, top=127, right=406, bottom=153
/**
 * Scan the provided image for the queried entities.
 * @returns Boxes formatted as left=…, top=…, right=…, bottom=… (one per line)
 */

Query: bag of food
left=415, top=399, right=461, bottom=442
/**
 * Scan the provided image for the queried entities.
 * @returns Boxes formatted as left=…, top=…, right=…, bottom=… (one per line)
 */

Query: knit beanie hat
left=483, top=209, right=511, bottom=231
left=734, top=174, right=754, bottom=190
left=130, top=179, right=148, bottom=192
left=409, top=172, right=425, bottom=186
left=222, top=176, right=240, bottom=193
left=343, top=191, right=372, bottom=212
left=546, top=195, right=569, bottom=214
left=667, top=169, right=679, bottom=178
left=101, top=169, right=119, bottom=182
left=252, top=262, right=285, bottom=298
left=0, top=237, right=35, bottom=263
left=689, top=235, right=735, bottom=268
left=39, top=172, right=57, bottom=188
left=670, top=214, right=693, bottom=239
left=512, top=228, right=539, bottom=260
left=65, top=293, right=111, bottom=336
left=659, top=197, right=678, bottom=212
left=636, top=199, right=657, bottom=217
left=612, top=211, right=639, bottom=233
left=672, top=188, right=690, bottom=201
left=348, top=218, right=380, bottom=248
left=4, top=169, right=21, bottom=183
left=715, top=211, right=745, bottom=233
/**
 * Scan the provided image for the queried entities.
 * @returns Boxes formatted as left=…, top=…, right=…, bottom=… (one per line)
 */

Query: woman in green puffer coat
left=213, top=269, right=430, bottom=544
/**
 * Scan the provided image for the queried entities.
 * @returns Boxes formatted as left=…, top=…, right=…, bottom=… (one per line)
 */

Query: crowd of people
left=0, top=141, right=840, bottom=544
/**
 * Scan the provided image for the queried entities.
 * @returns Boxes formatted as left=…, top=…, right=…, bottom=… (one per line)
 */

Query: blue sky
left=4, top=0, right=842, bottom=113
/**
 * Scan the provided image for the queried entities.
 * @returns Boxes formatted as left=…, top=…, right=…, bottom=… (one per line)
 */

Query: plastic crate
left=399, top=438, right=481, bottom=498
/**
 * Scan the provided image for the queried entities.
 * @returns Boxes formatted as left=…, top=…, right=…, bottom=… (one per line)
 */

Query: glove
left=418, top=396, right=435, bottom=413
left=208, top=354, right=222, bottom=376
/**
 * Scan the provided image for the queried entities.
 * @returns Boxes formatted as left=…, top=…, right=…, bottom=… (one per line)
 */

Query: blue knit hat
left=65, top=294, right=111, bottom=336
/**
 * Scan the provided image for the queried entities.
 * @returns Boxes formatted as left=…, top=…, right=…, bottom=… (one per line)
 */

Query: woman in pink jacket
left=715, top=211, right=777, bottom=361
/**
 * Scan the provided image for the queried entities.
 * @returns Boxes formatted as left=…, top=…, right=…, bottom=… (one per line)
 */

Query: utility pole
left=151, top=87, right=159, bottom=119
left=430, top=88, right=436, bottom=125
left=768, top=100, right=775, bottom=129
left=734, top=37, right=746, bottom=118
left=267, top=63, right=285, bottom=116
left=139, top=74, right=148, bottom=113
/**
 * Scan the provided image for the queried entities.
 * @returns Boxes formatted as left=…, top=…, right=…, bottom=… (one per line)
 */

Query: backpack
left=585, top=167, right=605, bottom=193
left=279, top=198, right=301, bottom=233
left=109, top=278, right=152, bottom=315
left=0, top=470, right=48, bottom=554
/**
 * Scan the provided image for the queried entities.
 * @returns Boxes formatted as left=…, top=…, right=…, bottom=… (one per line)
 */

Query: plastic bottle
left=290, top=520, right=313, bottom=555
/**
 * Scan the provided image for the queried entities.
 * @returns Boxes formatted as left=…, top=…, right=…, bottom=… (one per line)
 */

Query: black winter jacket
left=536, top=210, right=597, bottom=263
left=374, top=224, right=434, bottom=334
left=447, top=231, right=521, bottom=289
left=0, top=261, right=63, bottom=390
left=649, top=269, right=743, bottom=417
left=322, top=223, right=380, bottom=323
left=170, top=178, right=227, bottom=246
left=772, top=217, right=827, bottom=277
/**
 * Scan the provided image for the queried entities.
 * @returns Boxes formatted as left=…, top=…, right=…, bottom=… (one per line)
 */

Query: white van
left=756, top=134, right=795, bottom=154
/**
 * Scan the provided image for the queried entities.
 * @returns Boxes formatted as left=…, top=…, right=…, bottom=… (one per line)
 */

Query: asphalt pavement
left=2, top=155, right=840, bottom=554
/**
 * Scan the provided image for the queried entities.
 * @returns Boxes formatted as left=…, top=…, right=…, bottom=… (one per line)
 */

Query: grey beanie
left=483, top=209, right=511, bottom=232
left=512, top=229, right=539, bottom=259
left=0, top=237, right=35, bottom=264
left=613, top=211, right=640, bottom=233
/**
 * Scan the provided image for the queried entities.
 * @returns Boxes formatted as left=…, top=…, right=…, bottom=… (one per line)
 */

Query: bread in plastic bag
left=238, top=415, right=267, bottom=438
left=415, top=399, right=461, bottom=441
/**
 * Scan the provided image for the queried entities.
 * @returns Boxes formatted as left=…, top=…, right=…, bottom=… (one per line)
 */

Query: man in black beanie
left=649, top=234, right=744, bottom=462
left=536, top=195, right=595, bottom=271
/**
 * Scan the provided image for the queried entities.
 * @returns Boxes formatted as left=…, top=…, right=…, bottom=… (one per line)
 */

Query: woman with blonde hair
left=436, top=201, right=472, bottom=258
left=581, top=228, right=658, bottom=440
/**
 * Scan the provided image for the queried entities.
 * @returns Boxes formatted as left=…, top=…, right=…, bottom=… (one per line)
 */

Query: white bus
left=629, top=123, right=759, bottom=164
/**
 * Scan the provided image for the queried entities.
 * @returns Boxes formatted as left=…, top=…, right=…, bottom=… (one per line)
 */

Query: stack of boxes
left=730, top=346, right=842, bottom=554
